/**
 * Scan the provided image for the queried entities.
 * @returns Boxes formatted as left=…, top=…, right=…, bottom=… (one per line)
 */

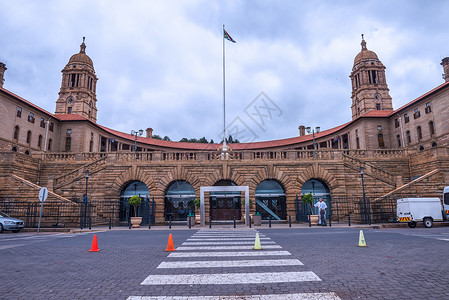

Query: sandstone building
left=1, top=37, right=448, bottom=226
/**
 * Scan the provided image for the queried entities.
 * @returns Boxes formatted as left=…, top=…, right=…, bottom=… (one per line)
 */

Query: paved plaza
left=2, top=225, right=449, bottom=299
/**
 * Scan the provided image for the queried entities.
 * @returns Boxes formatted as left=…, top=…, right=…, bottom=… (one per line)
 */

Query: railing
left=342, top=153, right=396, bottom=185
left=53, top=156, right=108, bottom=189
left=33, top=148, right=419, bottom=163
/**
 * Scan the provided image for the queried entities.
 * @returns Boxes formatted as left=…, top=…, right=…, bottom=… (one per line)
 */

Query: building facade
left=1, top=38, right=449, bottom=226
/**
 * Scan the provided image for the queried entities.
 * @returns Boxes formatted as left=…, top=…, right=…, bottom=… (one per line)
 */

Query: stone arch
left=157, top=166, right=201, bottom=194
left=112, top=166, right=155, bottom=197
left=296, top=164, right=337, bottom=192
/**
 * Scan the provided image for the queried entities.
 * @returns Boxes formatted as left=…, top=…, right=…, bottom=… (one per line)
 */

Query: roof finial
left=361, top=34, right=367, bottom=50
left=80, top=37, right=86, bottom=54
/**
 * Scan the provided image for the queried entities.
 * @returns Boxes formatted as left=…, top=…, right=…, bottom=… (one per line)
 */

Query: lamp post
left=360, top=166, right=367, bottom=224
left=131, top=129, right=143, bottom=160
left=84, top=170, right=89, bottom=227
left=306, top=126, right=320, bottom=159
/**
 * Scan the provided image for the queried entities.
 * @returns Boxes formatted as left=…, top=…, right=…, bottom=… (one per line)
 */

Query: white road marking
left=176, top=245, right=282, bottom=251
left=141, top=271, right=320, bottom=285
left=182, top=241, right=276, bottom=245
left=128, top=292, right=341, bottom=299
left=0, top=244, right=26, bottom=250
left=437, top=238, right=449, bottom=241
left=168, top=251, right=291, bottom=258
left=157, top=259, right=303, bottom=269
left=187, top=238, right=270, bottom=241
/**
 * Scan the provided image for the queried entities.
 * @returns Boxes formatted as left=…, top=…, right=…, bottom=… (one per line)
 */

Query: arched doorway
left=301, top=179, right=331, bottom=217
left=119, top=181, right=150, bottom=224
left=255, top=180, right=286, bottom=220
left=165, top=180, right=195, bottom=221
left=210, top=180, right=241, bottom=221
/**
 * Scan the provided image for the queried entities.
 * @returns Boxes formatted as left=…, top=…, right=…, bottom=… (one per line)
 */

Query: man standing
left=314, top=200, right=321, bottom=225
left=318, top=198, right=327, bottom=226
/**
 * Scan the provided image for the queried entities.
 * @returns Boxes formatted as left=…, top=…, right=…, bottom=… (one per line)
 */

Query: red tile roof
left=0, top=87, right=55, bottom=118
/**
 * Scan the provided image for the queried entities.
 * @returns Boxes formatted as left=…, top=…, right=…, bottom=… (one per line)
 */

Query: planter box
left=309, top=215, right=319, bottom=225
left=253, top=214, right=262, bottom=226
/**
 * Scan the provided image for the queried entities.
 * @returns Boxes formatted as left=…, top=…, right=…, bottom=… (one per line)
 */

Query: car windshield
left=0, top=211, right=11, bottom=218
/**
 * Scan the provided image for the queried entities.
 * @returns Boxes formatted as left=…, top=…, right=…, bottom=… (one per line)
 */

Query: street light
left=360, top=166, right=368, bottom=224
left=84, top=170, right=89, bottom=228
left=131, top=129, right=143, bottom=160
left=306, top=126, right=320, bottom=159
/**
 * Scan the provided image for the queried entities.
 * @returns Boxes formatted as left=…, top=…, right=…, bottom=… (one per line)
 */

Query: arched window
left=38, top=135, right=43, bottom=149
left=356, top=137, right=360, bottom=149
left=24, top=150, right=30, bottom=155
left=48, top=139, right=52, bottom=151
left=65, top=137, right=71, bottom=152
left=432, top=142, right=437, bottom=147
left=300, top=179, right=331, bottom=220
left=120, top=181, right=150, bottom=223
left=13, top=126, right=20, bottom=140
left=12, top=146, right=17, bottom=152
left=419, top=146, right=424, bottom=151
left=26, top=131, right=32, bottom=144
left=406, top=130, right=411, bottom=145
left=429, top=121, right=435, bottom=136
left=377, top=133, right=385, bottom=148
left=417, top=126, right=422, bottom=141
left=397, top=135, right=401, bottom=147
left=89, top=140, right=93, bottom=152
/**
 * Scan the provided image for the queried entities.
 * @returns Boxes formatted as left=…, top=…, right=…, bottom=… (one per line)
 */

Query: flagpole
left=222, top=24, right=227, bottom=153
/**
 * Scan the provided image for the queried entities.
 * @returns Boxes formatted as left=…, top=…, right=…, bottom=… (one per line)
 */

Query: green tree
left=152, top=134, right=162, bottom=140
left=179, top=137, right=189, bottom=142
left=129, top=195, right=142, bottom=217
left=198, top=137, right=208, bottom=143
left=163, top=136, right=171, bottom=141
left=209, top=139, right=214, bottom=144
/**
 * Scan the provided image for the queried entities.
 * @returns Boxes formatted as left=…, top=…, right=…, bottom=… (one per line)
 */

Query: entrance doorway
left=300, top=179, right=330, bottom=220
left=210, top=180, right=241, bottom=221
left=164, top=180, right=195, bottom=221
left=255, top=180, right=287, bottom=220
left=119, top=181, right=153, bottom=225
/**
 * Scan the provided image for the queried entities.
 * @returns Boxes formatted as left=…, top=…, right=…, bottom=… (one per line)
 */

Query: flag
left=224, top=29, right=236, bottom=43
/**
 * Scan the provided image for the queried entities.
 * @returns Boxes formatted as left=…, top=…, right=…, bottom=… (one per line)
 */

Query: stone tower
left=349, top=35, right=393, bottom=119
left=0, top=62, right=6, bottom=88
left=441, top=57, right=449, bottom=82
left=55, top=38, right=98, bottom=122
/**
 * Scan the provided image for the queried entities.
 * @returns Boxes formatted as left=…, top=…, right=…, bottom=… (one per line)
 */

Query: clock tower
left=350, top=35, right=393, bottom=119
left=55, top=38, right=98, bottom=122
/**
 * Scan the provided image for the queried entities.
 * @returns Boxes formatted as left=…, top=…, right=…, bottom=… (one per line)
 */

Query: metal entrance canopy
left=200, top=186, right=249, bottom=226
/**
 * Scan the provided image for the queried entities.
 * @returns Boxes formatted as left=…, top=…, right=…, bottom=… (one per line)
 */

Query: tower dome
left=68, top=38, right=94, bottom=66
left=353, top=36, right=379, bottom=65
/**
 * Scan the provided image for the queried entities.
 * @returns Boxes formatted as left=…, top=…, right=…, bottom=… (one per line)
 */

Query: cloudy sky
left=1, top=0, right=448, bottom=143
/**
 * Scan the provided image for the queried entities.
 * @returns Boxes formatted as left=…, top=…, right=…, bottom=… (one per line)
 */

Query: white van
left=397, top=198, right=444, bottom=228
left=444, top=186, right=449, bottom=219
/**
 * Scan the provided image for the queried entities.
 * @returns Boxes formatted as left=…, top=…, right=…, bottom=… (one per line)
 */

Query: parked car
left=0, top=211, right=24, bottom=233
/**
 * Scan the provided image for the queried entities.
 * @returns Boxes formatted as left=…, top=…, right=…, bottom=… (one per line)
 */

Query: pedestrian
left=314, top=200, right=321, bottom=225
left=318, top=198, right=327, bottom=226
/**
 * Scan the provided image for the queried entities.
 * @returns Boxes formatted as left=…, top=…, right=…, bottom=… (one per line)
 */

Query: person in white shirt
left=318, top=198, right=327, bottom=226
left=313, top=201, right=321, bottom=225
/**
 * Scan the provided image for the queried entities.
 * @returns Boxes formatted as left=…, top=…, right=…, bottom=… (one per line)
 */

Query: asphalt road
left=1, top=226, right=448, bottom=299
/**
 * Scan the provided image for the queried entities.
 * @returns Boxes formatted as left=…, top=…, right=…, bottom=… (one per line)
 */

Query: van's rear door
left=397, top=199, right=412, bottom=222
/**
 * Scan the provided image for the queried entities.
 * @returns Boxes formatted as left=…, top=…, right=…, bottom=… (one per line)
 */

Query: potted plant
left=129, top=195, right=142, bottom=228
left=302, top=193, right=319, bottom=225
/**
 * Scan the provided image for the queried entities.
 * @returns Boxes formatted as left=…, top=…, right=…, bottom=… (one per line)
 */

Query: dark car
left=0, top=211, right=24, bottom=233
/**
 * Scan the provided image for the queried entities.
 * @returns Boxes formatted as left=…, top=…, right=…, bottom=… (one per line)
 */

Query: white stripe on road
left=182, top=241, right=276, bottom=245
left=141, top=271, right=320, bottom=285
left=157, top=259, right=303, bottom=269
left=0, top=244, right=26, bottom=250
left=437, top=238, right=449, bottom=241
left=176, top=245, right=282, bottom=251
left=168, top=251, right=291, bottom=258
left=128, top=292, right=341, bottom=299
left=187, top=238, right=270, bottom=241
left=191, top=235, right=266, bottom=238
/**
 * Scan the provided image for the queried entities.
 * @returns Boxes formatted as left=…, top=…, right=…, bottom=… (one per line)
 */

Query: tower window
left=67, top=129, right=72, bottom=134
left=13, top=125, right=20, bottom=140
left=397, top=135, right=401, bottom=147
left=413, top=108, right=420, bottom=119
left=376, top=103, right=381, bottom=110
left=17, top=107, right=22, bottom=118
left=417, top=126, right=422, bottom=140
left=429, top=121, right=435, bottom=136
left=377, top=125, right=382, bottom=130
left=48, top=139, right=52, bottom=151
left=68, top=107, right=72, bottom=114
left=404, top=114, right=409, bottom=123
left=406, top=130, right=411, bottom=145
left=49, top=122, right=54, bottom=132
left=425, top=102, right=431, bottom=113
left=26, top=130, right=32, bottom=144
left=70, top=74, right=76, bottom=87
left=28, top=112, right=35, bottom=123
left=40, top=118, right=45, bottom=128
left=38, top=135, right=43, bottom=148
left=356, top=137, right=360, bottom=149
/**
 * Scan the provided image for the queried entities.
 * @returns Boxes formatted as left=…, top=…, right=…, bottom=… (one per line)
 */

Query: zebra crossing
left=127, top=229, right=340, bottom=299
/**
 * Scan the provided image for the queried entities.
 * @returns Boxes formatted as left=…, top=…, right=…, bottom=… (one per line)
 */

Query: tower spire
left=361, top=34, right=367, bottom=50
left=80, top=37, right=86, bottom=54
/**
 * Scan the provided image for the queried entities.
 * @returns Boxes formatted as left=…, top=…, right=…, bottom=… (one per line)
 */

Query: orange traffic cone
left=165, top=233, right=175, bottom=252
left=89, top=234, right=100, bottom=252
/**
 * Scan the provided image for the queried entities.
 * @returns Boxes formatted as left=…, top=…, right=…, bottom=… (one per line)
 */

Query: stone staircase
left=342, top=153, right=397, bottom=186
left=53, top=156, right=108, bottom=190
